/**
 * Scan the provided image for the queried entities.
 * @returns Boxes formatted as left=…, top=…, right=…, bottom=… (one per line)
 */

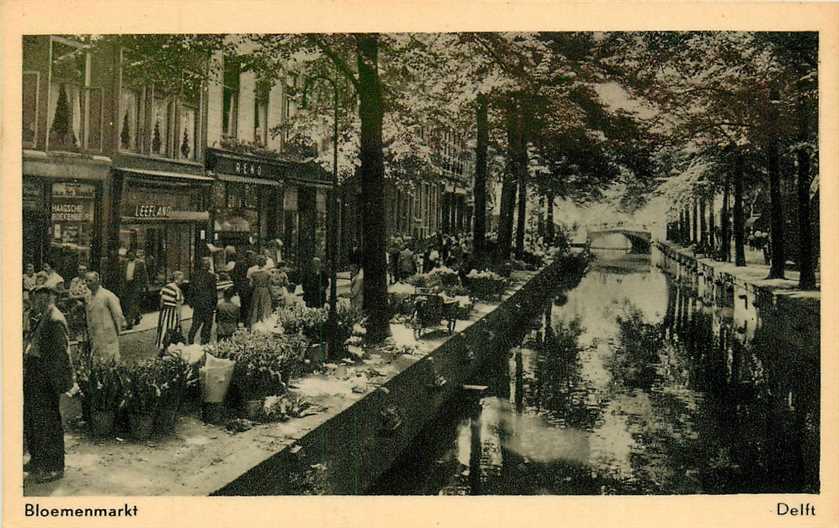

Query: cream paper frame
left=2, top=1, right=838, bottom=527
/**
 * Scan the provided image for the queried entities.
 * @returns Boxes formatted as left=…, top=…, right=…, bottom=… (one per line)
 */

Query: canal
left=369, top=248, right=820, bottom=495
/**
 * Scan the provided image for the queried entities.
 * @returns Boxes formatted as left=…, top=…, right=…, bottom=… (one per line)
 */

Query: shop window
left=119, top=224, right=196, bottom=288
left=212, top=181, right=227, bottom=208
left=23, top=71, right=39, bottom=148
left=254, top=80, right=270, bottom=146
left=49, top=40, right=86, bottom=152
left=49, top=182, right=97, bottom=281
left=222, top=56, right=239, bottom=139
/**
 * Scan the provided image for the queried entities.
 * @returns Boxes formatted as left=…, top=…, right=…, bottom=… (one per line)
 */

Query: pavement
left=24, top=268, right=540, bottom=496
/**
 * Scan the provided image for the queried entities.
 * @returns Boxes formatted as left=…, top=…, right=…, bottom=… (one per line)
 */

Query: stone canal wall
left=654, top=241, right=820, bottom=354
left=214, top=255, right=585, bottom=495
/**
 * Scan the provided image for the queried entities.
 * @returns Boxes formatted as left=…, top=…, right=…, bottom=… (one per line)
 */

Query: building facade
left=23, top=36, right=334, bottom=292
left=339, top=126, right=475, bottom=262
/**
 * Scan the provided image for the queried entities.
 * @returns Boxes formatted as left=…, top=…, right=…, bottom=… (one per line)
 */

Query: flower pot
left=128, top=413, right=155, bottom=441
left=202, top=402, right=226, bottom=425
left=306, top=343, right=326, bottom=365
left=90, top=410, right=115, bottom=438
left=155, top=408, right=179, bottom=435
left=244, top=399, right=264, bottom=421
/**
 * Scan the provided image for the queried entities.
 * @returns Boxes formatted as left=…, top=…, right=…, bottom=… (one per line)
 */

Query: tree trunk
left=514, top=106, right=528, bottom=260
left=768, top=87, right=785, bottom=279
left=496, top=101, right=518, bottom=263
left=733, top=152, right=746, bottom=267
left=537, top=195, right=546, bottom=239
left=795, top=75, right=816, bottom=289
left=691, top=197, right=698, bottom=245
left=545, top=192, right=555, bottom=244
left=699, top=196, right=707, bottom=249
left=722, top=172, right=731, bottom=262
left=473, top=93, right=488, bottom=265
left=708, top=193, right=715, bottom=255
left=356, top=35, right=390, bottom=341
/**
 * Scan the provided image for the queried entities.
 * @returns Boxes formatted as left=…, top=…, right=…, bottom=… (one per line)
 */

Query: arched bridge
left=586, top=223, right=652, bottom=254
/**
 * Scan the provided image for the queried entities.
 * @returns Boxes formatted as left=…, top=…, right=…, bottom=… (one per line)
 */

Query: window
left=254, top=80, right=270, bottom=146
left=23, top=72, right=39, bottom=148
left=151, top=91, right=172, bottom=156
left=222, top=57, right=240, bottom=138
left=120, top=86, right=143, bottom=152
left=49, top=182, right=97, bottom=281
left=49, top=40, right=86, bottom=152
left=179, top=79, right=201, bottom=160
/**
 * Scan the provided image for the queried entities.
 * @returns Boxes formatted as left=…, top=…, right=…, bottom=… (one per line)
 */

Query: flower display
left=75, top=359, right=126, bottom=413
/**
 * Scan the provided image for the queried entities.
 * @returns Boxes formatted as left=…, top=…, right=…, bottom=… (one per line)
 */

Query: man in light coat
left=84, top=271, right=126, bottom=362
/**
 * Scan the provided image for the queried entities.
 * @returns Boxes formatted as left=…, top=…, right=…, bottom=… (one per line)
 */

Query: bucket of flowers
left=426, top=266, right=460, bottom=290
left=153, top=356, right=196, bottom=435
left=122, top=360, right=160, bottom=441
left=76, top=359, right=125, bottom=438
left=276, top=303, right=327, bottom=342
left=229, top=333, right=299, bottom=420
left=464, top=269, right=508, bottom=301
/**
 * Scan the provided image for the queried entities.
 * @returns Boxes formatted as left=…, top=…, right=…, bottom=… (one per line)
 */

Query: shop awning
left=216, top=173, right=280, bottom=186
left=118, top=168, right=214, bottom=182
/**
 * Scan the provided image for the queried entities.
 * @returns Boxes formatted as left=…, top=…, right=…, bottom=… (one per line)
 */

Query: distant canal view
left=370, top=248, right=820, bottom=495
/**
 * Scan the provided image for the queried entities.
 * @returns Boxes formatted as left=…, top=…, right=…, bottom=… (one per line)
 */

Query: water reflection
left=371, top=251, right=819, bottom=495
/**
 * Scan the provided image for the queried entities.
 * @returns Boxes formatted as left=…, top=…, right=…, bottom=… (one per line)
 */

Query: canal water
left=370, top=248, right=820, bottom=495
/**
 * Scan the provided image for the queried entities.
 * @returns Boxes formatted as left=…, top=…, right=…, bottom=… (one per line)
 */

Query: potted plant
left=122, top=361, right=160, bottom=441
left=76, top=359, right=125, bottom=438
left=154, top=357, right=195, bottom=435
left=464, top=269, right=508, bottom=301
left=233, top=348, right=289, bottom=420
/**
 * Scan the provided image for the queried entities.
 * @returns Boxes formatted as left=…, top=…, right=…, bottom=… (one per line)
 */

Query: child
left=215, top=288, right=240, bottom=342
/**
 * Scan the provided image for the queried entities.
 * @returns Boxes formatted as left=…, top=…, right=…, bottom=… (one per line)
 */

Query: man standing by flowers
left=120, top=250, right=148, bottom=329
left=85, top=271, right=126, bottom=362
left=24, top=284, right=74, bottom=483
left=188, top=257, right=218, bottom=345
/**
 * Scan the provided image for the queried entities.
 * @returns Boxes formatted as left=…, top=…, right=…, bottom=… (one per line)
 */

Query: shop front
left=113, top=170, right=212, bottom=290
left=22, top=152, right=111, bottom=282
left=206, top=148, right=280, bottom=259
left=206, top=148, right=330, bottom=274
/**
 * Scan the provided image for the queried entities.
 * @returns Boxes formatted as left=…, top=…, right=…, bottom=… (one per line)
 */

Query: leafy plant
left=76, top=359, right=126, bottom=412
left=122, top=360, right=161, bottom=416
left=155, top=356, right=196, bottom=411
left=464, top=269, right=508, bottom=300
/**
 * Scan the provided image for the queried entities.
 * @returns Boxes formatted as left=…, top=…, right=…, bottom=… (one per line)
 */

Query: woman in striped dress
left=155, top=271, right=185, bottom=354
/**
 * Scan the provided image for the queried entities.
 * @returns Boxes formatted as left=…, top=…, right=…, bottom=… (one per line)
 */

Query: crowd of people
left=21, top=242, right=361, bottom=484
left=23, top=232, right=478, bottom=483
left=387, top=232, right=476, bottom=284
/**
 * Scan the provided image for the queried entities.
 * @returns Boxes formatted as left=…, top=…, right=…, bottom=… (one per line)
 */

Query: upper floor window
left=178, top=78, right=201, bottom=161
left=22, top=71, right=40, bottom=148
left=151, top=86, right=173, bottom=157
left=222, top=57, right=240, bottom=139
left=254, top=80, right=270, bottom=146
left=48, top=40, right=87, bottom=152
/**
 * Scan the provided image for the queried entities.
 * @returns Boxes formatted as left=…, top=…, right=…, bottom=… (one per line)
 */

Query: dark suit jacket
left=120, top=260, right=148, bottom=294
left=26, top=307, right=74, bottom=394
left=188, top=270, right=218, bottom=314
